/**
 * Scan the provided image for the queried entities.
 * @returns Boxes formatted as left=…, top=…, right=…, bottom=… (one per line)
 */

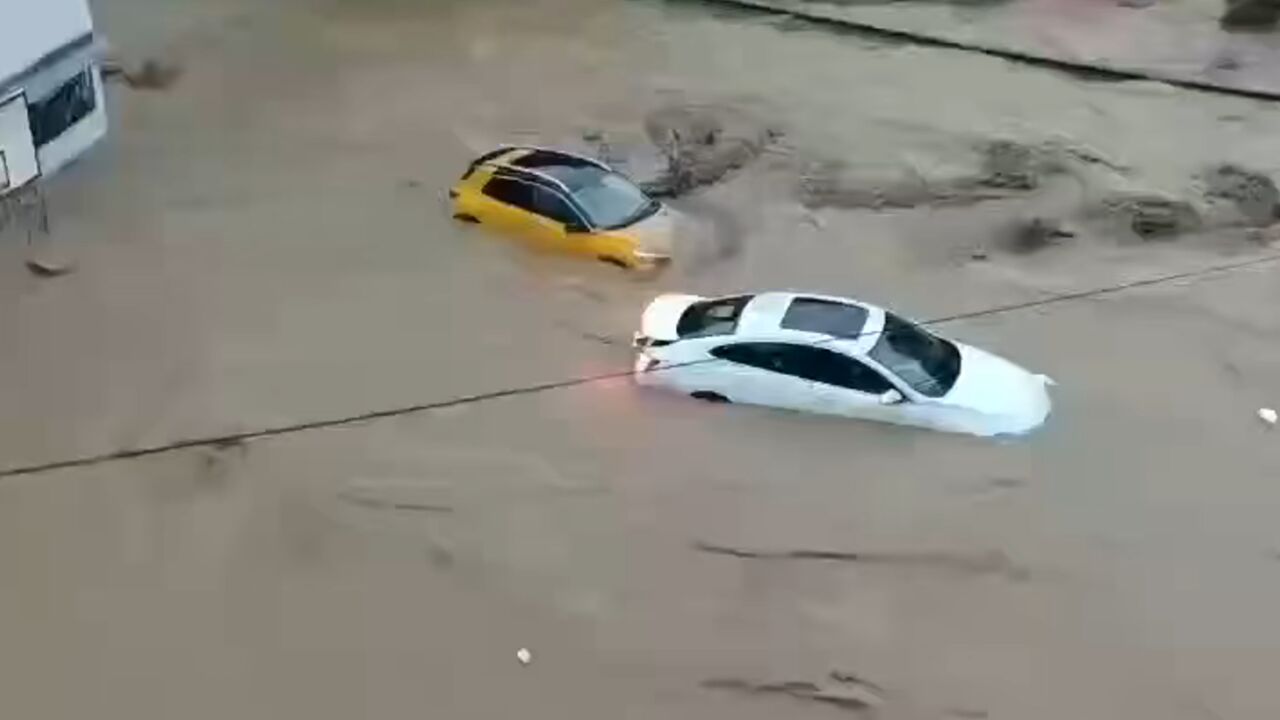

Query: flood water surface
left=3, top=0, right=1280, bottom=718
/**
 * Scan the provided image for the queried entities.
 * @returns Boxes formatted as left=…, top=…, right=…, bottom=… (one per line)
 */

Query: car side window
left=483, top=176, right=536, bottom=211
left=788, top=346, right=894, bottom=394
left=531, top=186, right=584, bottom=229
left=711, top=343, right=789, bottom=373
left=712, top=343, right=893, bottom=394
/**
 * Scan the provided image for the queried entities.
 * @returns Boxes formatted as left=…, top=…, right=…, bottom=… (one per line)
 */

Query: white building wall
left=0, top=0, right=105, bottom=191
left=0, top=92, right=39, bottom=191
left=0, top=0, right=94, bottom=85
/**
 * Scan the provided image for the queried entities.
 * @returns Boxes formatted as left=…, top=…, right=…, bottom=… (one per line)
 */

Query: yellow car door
left=527, top=185, right=638, bottom=265
left=527, top=185, right=590, bottom=256
left=473, top=176, right=572, bottom=254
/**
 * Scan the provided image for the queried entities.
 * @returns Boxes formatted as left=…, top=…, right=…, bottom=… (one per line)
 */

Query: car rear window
left=780, top=298, right=869, bottom=339
left=509, top=150, right=598, bottom=170
left=677, top=296, right=754, bottom=338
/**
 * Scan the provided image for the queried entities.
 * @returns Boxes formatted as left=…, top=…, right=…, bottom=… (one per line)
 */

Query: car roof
left=734, top=292, right=888, bottom=354
left=478, top=146, right=611, bottom=174
left=471, top=146, right=615, bottom=199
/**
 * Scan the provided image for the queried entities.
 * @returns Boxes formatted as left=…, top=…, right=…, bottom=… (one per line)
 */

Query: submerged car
left=450, top=146, right=673, bottom=269
left=633, top=292, right=1054, bottom=437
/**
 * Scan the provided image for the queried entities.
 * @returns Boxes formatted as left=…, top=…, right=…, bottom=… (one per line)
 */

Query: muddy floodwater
left=3, top=0, right=1280, bottom=718
left=733, top=0, right=1280, bottom=96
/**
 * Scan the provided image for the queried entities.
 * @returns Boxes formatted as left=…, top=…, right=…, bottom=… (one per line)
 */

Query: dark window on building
left=781, top=298, right=869, bottom=339
left=531, top=186, right=584, bottom=228
left=677, top=296, right=754, bottom=338
left=28, top=69, right=96, bottom=148
left=483, top=176, right=536, bottom=212
left=712, top=342, right=893, bottom=394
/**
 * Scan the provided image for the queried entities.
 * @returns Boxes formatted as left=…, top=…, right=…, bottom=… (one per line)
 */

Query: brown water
left=3, top=0, right=1280, bottom=717
left=750, top=0, right=1280, bottom=96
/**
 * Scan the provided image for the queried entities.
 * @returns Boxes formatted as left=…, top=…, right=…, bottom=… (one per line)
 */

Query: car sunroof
left=780, top=298, right=869, bottom=339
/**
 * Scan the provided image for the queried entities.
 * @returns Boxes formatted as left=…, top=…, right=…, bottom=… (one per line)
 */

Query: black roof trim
left=490, top=145, right=610, bottom=171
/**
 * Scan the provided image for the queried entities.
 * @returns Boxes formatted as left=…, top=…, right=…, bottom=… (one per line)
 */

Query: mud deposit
left=3, top=1, right=1280, bottom=719
left=640, top=104, right=782, bottom=197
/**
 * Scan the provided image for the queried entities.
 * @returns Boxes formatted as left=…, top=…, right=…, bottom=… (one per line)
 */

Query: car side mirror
left=879, top=389, right=905, bottom=406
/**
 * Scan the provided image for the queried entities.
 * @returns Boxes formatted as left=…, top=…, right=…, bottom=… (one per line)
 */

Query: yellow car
left=450, top=146, right=673, bottom=269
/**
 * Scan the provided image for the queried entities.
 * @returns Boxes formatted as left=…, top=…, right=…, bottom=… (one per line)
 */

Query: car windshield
left=543, top=166, right=657, bottom=230
left=868, top=313, right=962, bottom=398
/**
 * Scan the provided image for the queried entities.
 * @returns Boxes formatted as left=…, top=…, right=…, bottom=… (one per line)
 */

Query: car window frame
left=866, top=313, right=962, bottom=398
left=482, top=172, right=592, bottom=232
left=572, top=170, right=658, bottom=231
left=792, top=345, right=896, bottom=395
left=711, top=341, right=897, bottom=395
left=481, top=174, right=538, bottom=213
left=530, top=183, right=592, bottom=232
left=532, top=162, right=654, bottom=231
left=710, top=342, right=788, bottom=374
left=858, top=353, right=923, bottom=402
left=508, top=148, right=607, bottom=171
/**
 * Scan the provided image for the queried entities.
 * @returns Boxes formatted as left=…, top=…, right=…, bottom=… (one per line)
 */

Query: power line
left=2, top=250, right=1277, bottom=480
left=694, top=0, right=1280, bottom=104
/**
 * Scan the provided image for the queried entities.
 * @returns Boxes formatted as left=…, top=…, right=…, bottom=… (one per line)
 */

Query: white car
left=632, top=292, right=1054, bottom=437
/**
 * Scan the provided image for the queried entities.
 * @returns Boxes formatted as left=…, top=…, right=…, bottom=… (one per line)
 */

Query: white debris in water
left=1258, top=408, right=1277, bottom=425
left=516, top=648, right=532, bottom=665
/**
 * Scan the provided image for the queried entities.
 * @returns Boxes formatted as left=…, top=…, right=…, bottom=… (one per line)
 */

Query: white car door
left=894, top=401, right=975, bottom=434
left=707, top=343, right=824, bottom=412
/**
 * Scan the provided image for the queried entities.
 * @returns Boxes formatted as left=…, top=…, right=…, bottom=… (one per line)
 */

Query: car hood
left=623, top=205, right=675, bottom=256
left=939, top=343, right=1053, bottom=435
left=639, top=293, right=705, bottom=342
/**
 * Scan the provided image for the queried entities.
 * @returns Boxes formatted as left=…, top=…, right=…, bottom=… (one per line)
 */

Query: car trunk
left=633, top=293, right=704, bottom=347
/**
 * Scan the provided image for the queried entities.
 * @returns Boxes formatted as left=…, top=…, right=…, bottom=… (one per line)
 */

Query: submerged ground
left=2, top=0, right=1280, bottom=718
